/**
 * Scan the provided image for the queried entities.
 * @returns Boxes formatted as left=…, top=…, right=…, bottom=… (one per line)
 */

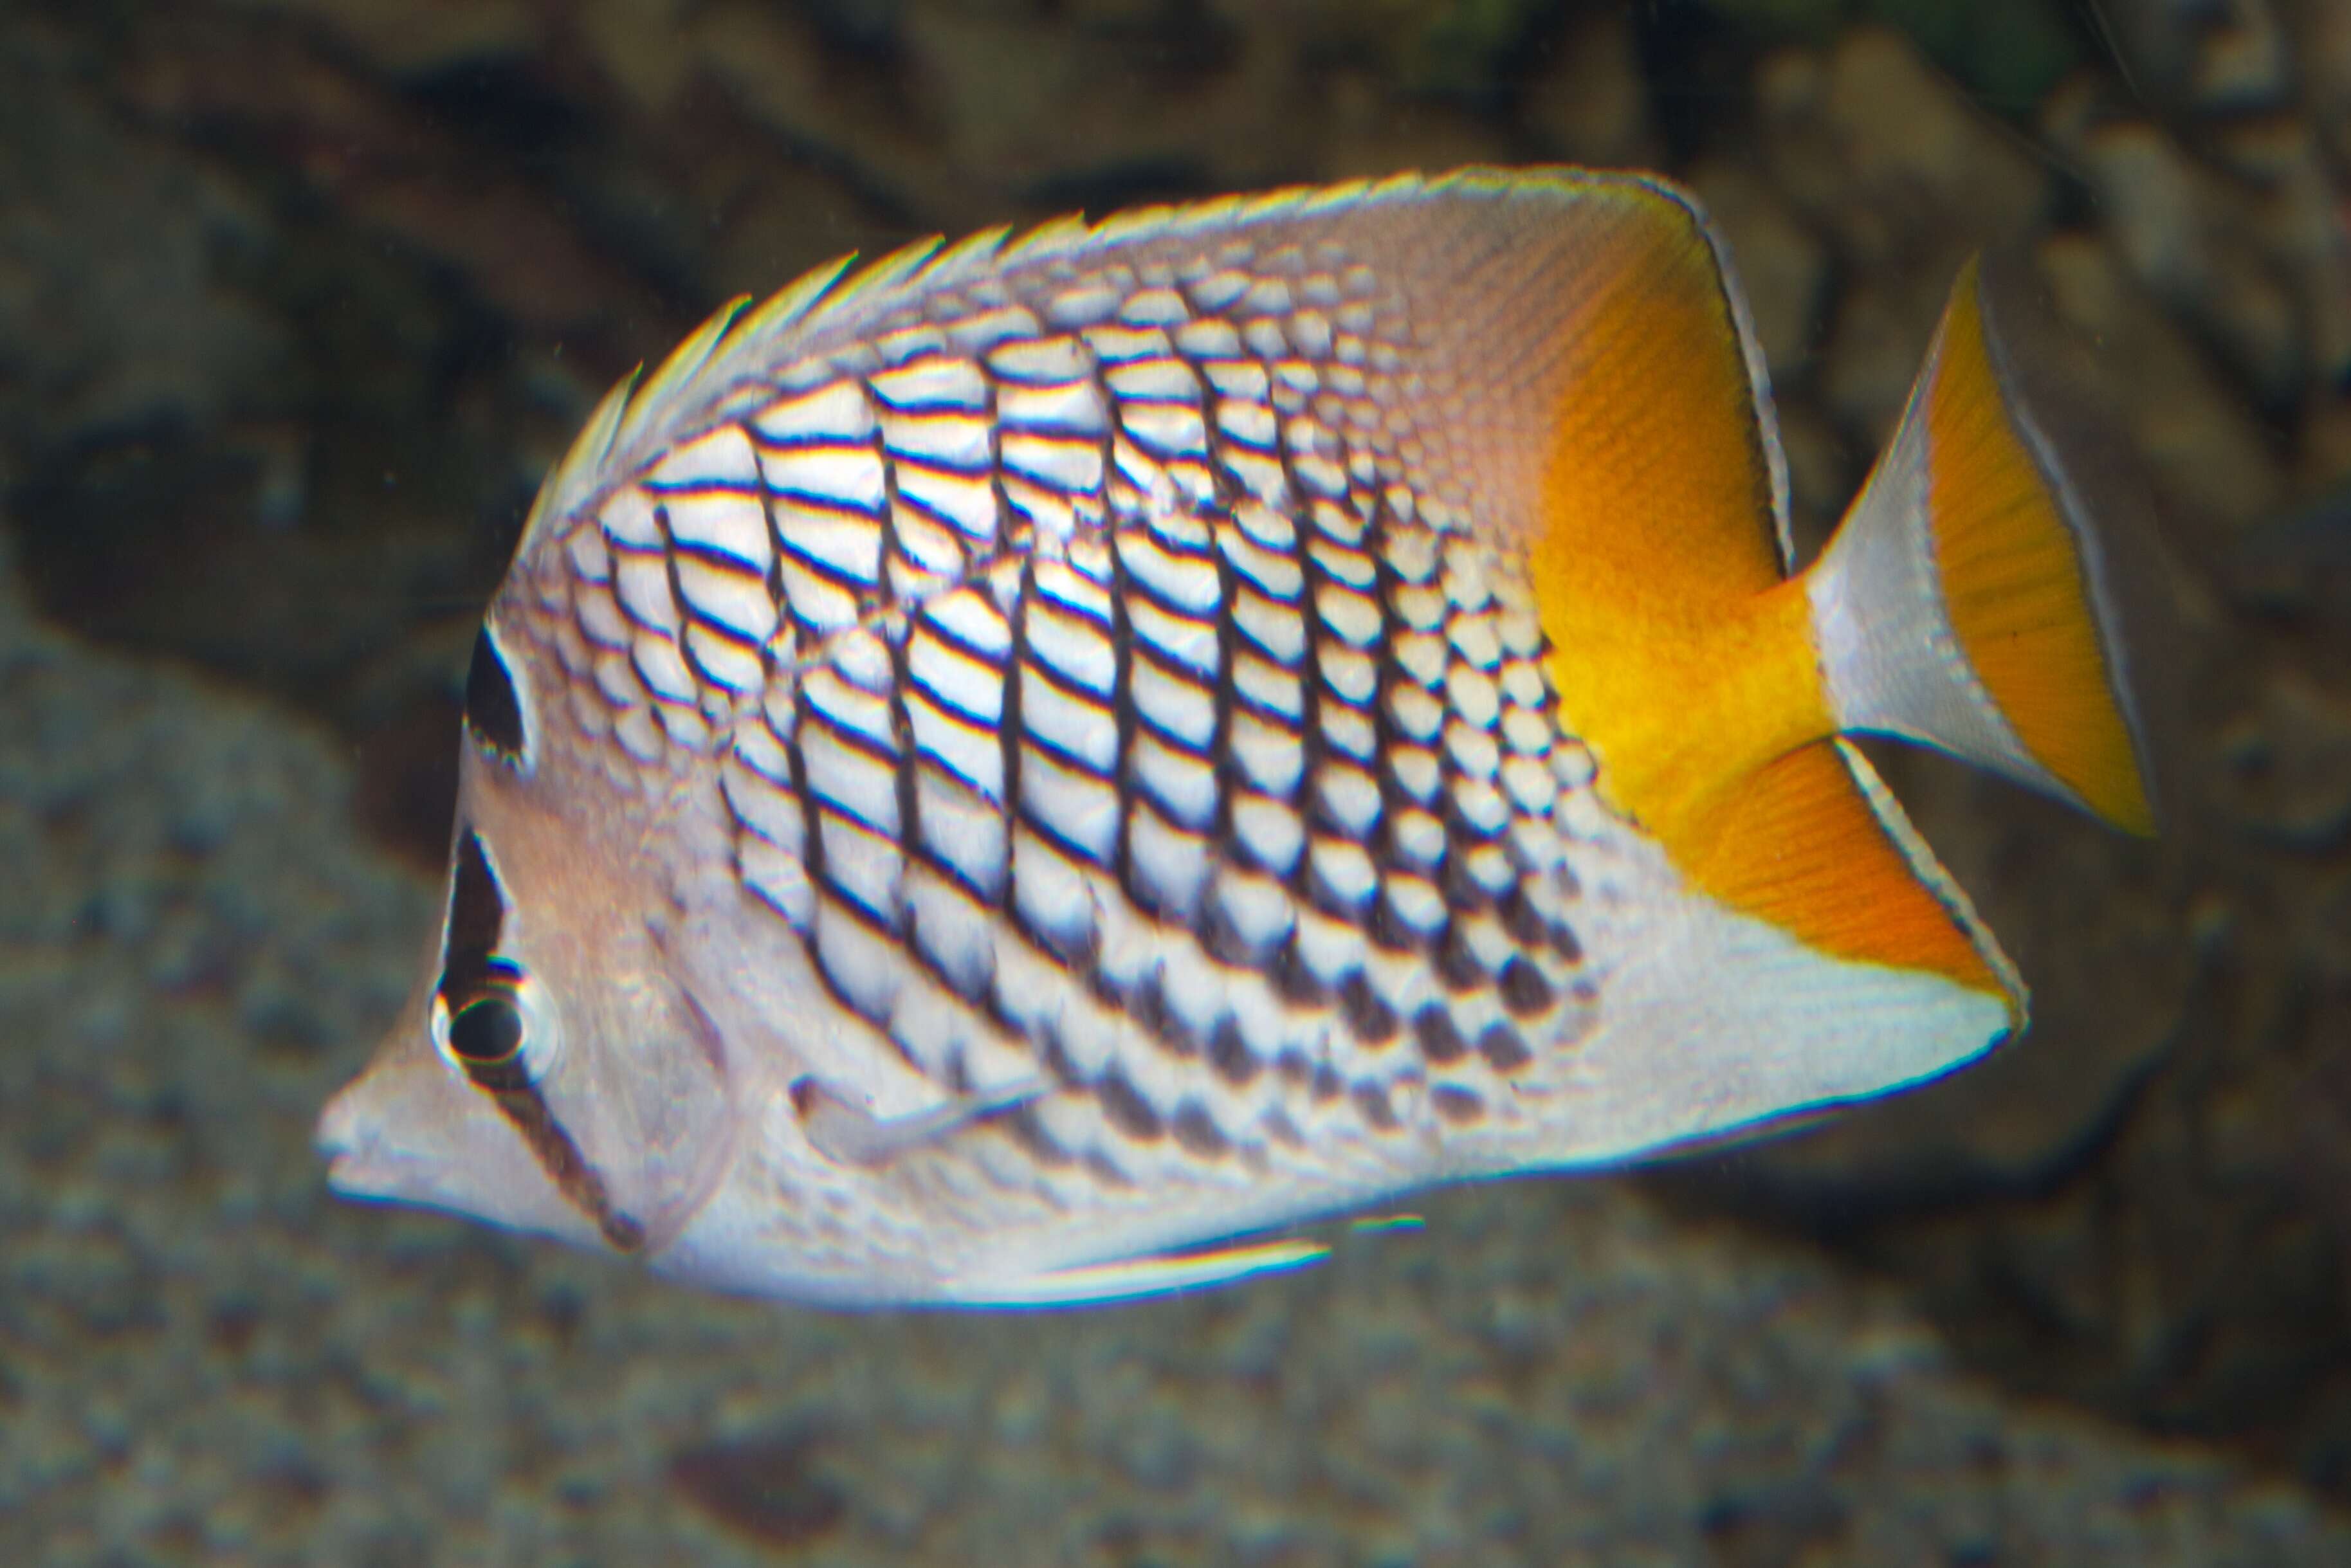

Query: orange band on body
left=1530, top=189, right=2003, bottom=999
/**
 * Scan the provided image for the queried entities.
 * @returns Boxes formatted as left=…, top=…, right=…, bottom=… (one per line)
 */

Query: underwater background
left=3, top=0, right=2350, bottom=1560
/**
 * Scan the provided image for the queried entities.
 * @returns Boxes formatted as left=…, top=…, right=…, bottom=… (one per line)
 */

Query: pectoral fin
left=792, top=1076, right=1048, bottom=1169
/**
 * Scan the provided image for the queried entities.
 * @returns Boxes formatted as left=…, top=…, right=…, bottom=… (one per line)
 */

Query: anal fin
left=1685, top=739, right=2020, bottom=1019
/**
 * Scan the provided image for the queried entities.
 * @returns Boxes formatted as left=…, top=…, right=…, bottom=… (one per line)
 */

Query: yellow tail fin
left=1807, top=255, right=2157, bottom=835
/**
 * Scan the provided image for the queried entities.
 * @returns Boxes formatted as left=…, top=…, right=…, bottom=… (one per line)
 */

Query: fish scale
left=500, top=242, right=1593, bottom=1178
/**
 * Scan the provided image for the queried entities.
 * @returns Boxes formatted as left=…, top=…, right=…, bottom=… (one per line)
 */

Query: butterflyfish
left=316, top=169, right=2155, bottom=1306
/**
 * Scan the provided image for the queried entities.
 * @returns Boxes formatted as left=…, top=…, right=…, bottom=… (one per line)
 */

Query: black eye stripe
left=464, top=623, right=527, bottom=759
left=434, top=832, right=636, bottom=1250
left=439, top=829, right=508, bottom=1003
left=438, top=832, right=540, bottom=1089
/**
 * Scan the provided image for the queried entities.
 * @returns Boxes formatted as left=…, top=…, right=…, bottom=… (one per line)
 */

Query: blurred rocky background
left=4, top=0, right=2350, bottom=1549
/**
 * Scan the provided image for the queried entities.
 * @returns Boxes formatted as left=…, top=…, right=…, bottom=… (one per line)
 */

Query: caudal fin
left=1806, top=255, right=2157, bottom=835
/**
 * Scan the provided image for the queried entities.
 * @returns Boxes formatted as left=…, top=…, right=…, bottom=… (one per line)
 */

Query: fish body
left=318, top=169, right=2154, bottom=1306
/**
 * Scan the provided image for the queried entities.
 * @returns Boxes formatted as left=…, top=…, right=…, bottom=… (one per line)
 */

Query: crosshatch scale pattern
left=506, top=217, right=1611, bottom=1191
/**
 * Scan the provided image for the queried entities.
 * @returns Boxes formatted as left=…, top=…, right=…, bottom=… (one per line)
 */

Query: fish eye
left=433, top=827, right=562, bottom=1084
left=432, top=970, right=561, bottom=1086
left=447, top=992, right=525, bottom=1066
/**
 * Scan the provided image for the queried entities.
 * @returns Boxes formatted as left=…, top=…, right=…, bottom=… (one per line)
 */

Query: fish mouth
left=310, top=1050, right=628, bottom=1250
left=313, top=1082, right=376, bottom=1194
left=314, top=1071, right=419, bottom=1201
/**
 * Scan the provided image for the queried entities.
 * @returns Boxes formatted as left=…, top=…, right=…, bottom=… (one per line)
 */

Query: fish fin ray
left=1807, top=255, right=2155, bottom=834
left=617, top=295, right=752, bottom=457
left=1681, top=738, right=2020, bottom=1014
left=946, top=1237, right=1330, bottom=1308
left=517, top=366, right=639, bottom=552
left=729, top=251, right=858, bottom=351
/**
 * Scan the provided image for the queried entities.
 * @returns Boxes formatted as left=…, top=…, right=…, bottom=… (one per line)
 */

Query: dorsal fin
left=516, top=170, right=1506, bottom=560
